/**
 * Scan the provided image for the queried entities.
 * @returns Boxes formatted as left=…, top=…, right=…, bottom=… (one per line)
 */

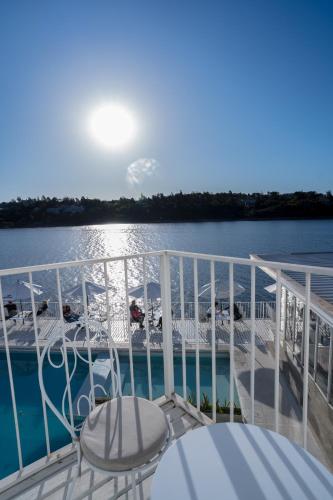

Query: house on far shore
left=46, top=204, right=85, bottom=215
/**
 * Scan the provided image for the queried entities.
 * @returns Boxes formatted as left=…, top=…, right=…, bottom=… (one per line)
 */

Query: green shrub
left=188, top=392, right=242, bottom=416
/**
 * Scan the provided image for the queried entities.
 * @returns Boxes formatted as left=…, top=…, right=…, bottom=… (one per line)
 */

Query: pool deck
left=0, top=316, right=274, bottom=351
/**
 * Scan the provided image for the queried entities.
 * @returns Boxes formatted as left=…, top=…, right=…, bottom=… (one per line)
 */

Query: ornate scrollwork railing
left=38, top=320, right=121, bottom=439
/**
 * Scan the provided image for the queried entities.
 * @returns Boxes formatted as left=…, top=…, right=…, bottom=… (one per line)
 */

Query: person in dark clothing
left=224, top=303, right=242, bottom=321
left=129, top=300, right=145, bottom=328
left=63, top=304, right=80, bottom=323
left=37, top=301, right=48, bottom=316
left=233, top=303, right=242, bottom=320
left=4, top=301, right=17, bottom=319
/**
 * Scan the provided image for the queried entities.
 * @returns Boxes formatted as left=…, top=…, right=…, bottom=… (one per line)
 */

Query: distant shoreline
left=1, top=215, right=333, bottom=230
left=1, top=192, right=333, bottom=228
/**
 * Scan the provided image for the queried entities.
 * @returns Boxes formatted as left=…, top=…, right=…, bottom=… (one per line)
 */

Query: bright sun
left=88, top=103, right=137, bottom=150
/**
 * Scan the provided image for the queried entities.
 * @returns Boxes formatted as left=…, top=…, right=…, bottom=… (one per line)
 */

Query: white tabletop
left=151, top=423, right=333, bottom=500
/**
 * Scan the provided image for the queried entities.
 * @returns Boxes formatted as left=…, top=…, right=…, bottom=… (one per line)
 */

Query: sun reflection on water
left=80, top=224, right=163, bottom=307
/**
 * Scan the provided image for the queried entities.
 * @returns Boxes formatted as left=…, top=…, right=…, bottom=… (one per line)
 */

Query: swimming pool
left=0, top=350, right=238, bottom=479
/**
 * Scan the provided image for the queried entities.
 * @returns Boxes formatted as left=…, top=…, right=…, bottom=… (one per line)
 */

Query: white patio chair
left=38, top=330, right=172, bottom=499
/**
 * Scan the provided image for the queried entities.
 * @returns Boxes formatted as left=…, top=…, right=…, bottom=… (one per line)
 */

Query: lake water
left=0, top=220, right=333, bottom=302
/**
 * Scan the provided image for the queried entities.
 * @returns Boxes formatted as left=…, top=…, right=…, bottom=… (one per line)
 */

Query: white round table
left=151, top=423, right=333, bottom=500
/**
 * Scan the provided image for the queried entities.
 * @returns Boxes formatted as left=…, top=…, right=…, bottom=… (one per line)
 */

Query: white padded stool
left=81, top=396, right=169, bottom=472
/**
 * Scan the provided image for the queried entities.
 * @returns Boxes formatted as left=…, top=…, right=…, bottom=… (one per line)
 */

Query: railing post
left=160, top=252, right=174, bottom=397
left=313, top=317, right=319, bottom=381
left=0, top=278, right=23, bottom=471
left=274, top=270, right=281, bottom=433
left=303, top=273, right=311, bottom=449
left=179, top=256, right=187, bottom=400
left=229, top=262, right=234, bottom=422
left=250, top=265, right=256, bottom=425
left=194, top=258, right=200, bottom=410
left=143, top=256, right=153, bottom=401
left=327, top=327, right=333, bottom=401
left=292, top=296, right=297, bottom=357
left=124, top=258, right=135, bottom=396
left=210, top=261, right=216, bottom=422
left=29, top=272, right=50, bottom=456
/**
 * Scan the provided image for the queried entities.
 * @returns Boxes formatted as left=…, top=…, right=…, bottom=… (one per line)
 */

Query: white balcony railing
left=0, top=249, right=332, bottom=481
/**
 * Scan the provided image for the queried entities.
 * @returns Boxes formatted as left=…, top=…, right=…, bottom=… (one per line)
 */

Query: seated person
left=63, top=304, right=80, bottom=323
left=37, top=300, right=48, bottom=316
left=224, top=303, right=242, bottom=321
left=156, top=307, right=174, bottom=330
left=206, top=301, right=221, bottom=319
left=4, top=301, right=17, bottom=319
left=233, top=303, right=242, bottom=320
left=129, top=300, right=145, bottom=328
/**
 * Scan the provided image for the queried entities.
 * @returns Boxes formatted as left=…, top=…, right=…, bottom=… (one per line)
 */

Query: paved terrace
left=0, top=316, right=274, bottom=350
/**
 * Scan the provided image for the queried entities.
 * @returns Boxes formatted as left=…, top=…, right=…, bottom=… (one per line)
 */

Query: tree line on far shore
left=0, top=190, right=332, bottom=228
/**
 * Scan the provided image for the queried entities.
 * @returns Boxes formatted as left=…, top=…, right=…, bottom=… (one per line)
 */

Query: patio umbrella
left=128, top=282, right=161, bottom=301
left=2, top=279, right=44, bottom=313
left=2, top=279, right=43, bottom=301
left=264, top=283, right=276, bottom=294
left=198, top=279, right=245, bottom=300
left=64, top=280, right=109, bottom=302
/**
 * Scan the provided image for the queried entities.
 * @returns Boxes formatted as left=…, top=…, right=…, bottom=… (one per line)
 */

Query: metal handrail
left=1, top=248, right=333, bottom=276
left=0, top=248, right=332, bottom=483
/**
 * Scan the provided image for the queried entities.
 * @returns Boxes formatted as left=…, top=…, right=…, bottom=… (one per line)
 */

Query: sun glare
left=88, top=103, right=137, bottom=150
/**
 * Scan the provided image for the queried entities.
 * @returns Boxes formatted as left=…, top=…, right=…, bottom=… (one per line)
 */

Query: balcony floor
left=0, top=394, right=211, bottom=500
left=233, top=343, right=333, bottom=472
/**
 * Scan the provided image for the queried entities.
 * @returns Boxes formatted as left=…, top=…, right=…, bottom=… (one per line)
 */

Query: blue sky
left=0, top=0, right=332, bottom=200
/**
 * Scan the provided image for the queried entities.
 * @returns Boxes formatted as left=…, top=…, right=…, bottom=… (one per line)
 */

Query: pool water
left=0, top=350, right=238, bottom=480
